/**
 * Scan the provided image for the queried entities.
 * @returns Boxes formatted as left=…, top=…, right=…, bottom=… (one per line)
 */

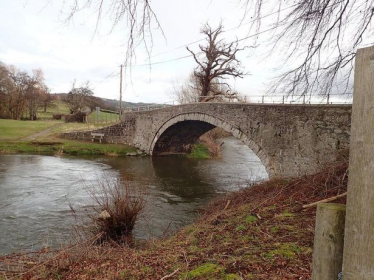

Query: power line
left=135, top=54, right=194, bottom=67
left=135, top=25, right=280, bottom=67
left=99, top=4, right=298, bottom=80
left=98, top=70, right=119, bottom=84
left=146, top=3, right=298, bottom=60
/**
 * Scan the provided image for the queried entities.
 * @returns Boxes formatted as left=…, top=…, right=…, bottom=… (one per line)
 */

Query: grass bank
left=0, top=119, right=137, bottom=156
left=189, top=143, right=211, bottom=159
left=1, top=159, right=348, bottom=279
left=188, top=128, right=230, bottom=159
left=0, top=140, right=136, bottom=156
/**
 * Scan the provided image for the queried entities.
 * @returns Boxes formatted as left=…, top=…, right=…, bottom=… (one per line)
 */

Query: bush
left=53, top=114, right=63, bottom=120
left=80, top=177, right=146, bottom=244
left=65, top=111, right=87, bottom=123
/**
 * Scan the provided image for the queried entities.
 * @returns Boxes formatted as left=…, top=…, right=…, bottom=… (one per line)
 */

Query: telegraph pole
left=119, top=64, right=123, bottom=118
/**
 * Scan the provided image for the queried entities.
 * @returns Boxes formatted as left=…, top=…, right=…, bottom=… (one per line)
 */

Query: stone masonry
left=62, top=103, right=352, bottom=178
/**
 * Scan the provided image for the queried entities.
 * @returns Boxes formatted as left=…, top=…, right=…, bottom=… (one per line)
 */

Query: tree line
left=0, top=61, right=54, bottom=120
left=0, top=61, right=117, bottom=121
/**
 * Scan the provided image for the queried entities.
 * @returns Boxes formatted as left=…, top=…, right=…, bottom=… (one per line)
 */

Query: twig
left=223, top=200, right=231, bottom=211
left=160, top=268, right=180, bottom=280
left=0, top=203, right=11, bottom=209
left=302, top=192, right=347, bottom=209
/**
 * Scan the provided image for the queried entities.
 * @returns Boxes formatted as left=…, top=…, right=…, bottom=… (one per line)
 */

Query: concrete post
left=342, top=45, right=374, bottom=279
left=312, top=203, right=346, bottom=280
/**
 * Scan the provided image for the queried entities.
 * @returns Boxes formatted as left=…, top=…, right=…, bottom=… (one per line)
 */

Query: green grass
left=188, top=143, right=210, bottom=159
left=0, top=119, right=58, bottom=140
left=36, top=101, right=71, bottom=119
left=185, top=263, right=224, bottom=279
left=244, top=215, right=258, bottom=223
left=88, top=111, right=120, bottom=125
left=0, top=118, right=137, bottom=156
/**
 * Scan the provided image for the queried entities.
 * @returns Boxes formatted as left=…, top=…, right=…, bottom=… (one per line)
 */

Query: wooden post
left=312, top=203, right=346, bottom=280
left=119, top=64, right=123, bottom=119
left=342, top=45, right=374, bottom=279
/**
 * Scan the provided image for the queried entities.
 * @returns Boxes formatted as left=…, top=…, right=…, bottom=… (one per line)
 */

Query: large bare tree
left=187, top=23, right=248, bottom=102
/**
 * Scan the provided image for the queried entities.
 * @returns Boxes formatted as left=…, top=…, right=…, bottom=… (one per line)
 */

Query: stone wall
left=62, top=103, right=352, bottom=178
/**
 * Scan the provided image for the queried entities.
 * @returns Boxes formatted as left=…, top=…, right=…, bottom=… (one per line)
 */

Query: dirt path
left=21, top=123, right=63, bottom=141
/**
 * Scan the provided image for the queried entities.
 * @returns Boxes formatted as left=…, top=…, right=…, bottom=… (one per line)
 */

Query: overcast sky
left=0, top=1, right=366, bottom=103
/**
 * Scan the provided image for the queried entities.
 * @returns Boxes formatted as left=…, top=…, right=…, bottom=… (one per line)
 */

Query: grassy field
left=36, top=101, right=71, bottom=119
left=0, top=119, right=58, bottom=141
left=0, top=118, right=136, bottom=156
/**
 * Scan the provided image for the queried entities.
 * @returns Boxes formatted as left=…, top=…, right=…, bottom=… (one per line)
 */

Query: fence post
left=262, top=96, right=264, bottom=103
left=282, top=96, right=284, bottom=104
left=342, top=45, right=374, bottom=279
left=312, top=203, right=346, bottom=280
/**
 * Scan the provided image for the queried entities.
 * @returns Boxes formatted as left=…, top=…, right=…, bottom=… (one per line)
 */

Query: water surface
left=0, top=137, right=268, bottom=255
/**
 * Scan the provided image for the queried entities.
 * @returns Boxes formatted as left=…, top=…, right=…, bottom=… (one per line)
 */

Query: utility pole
left=119, top=64, right=123, bottom=118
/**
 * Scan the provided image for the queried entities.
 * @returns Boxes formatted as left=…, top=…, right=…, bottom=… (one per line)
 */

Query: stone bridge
left=63, top=103, right=352, bottom=178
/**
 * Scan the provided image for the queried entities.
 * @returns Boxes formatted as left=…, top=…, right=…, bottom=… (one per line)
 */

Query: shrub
left=53, top=114, right=63, bottom=120
left=65, top=111, right=87, bottom=123
left=82, top=177, right=146, bottom=244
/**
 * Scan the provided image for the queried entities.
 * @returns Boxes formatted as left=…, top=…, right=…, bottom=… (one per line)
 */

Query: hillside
left=54, top=93, right=157, bottom=112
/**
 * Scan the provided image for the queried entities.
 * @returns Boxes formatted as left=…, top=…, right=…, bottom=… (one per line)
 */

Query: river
left=0, top=137, right=268, bottom=255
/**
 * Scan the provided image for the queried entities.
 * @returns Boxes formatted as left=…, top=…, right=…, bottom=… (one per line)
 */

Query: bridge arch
left=149, top=112, right=275, bottom=177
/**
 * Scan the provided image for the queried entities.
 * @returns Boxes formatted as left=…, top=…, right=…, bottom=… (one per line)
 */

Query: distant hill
left=54, top=93, right=157, bottom=112
left=101, top=97, right=156, bottom=110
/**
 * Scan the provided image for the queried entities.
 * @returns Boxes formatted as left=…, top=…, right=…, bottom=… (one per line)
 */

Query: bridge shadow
left=151, top=156, right=218, bottom=200
left=153, top=120, right=215, bottom=155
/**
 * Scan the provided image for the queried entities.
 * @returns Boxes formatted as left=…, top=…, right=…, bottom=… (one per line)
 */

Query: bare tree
left=168, top=73, right=200, bottom=104
left=39, top=87, right=55, bottom=113
left=0, top=62, right=50, bottom=120
left=0, top=62, right=15, bottom=118
left=65, top=81, right=94, bottom=113
left=169, top=72, right=245, bottom=104
left=187, top=23, right=249, bottom=102
left=25, top=69, right=46, bottom=121
left=239, top=0, right=374, bottom=96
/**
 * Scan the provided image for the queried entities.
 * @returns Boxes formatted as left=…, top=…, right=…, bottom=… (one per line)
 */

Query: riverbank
left=0, top=119, right=136, bottom=156
left=0, top=140, right=137, bottom=156
left=1, top=158, right=348, bottom=279
left=0, top=119, right=221, bottom=158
